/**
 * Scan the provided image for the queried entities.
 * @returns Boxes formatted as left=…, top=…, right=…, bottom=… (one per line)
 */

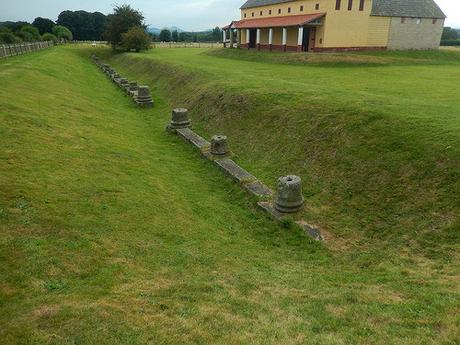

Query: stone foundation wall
left=387, top=17, right=444, bottom=50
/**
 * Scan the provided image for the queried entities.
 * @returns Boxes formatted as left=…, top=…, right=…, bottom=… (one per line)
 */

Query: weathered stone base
left=257, top=201, right=286, bottom=220
left=136, top=99, right=154, bottom=107
left=176, top=128, right=210, bottom=150
left=214, top=158, right=255, bottom=183
left=244, top=181, right=272, bottom=198
left=295, top=221, right=324, bottom=241
left=167, top=122, right=323, bottom=240
left=257, top=202, right=323, bottom=241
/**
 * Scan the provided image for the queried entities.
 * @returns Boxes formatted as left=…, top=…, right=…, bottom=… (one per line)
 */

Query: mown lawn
left=0, top=46, right=459, bottom=344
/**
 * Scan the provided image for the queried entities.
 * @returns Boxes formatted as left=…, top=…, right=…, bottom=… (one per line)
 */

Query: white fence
left=0, top=41, right=54, bottom=59
left=71, top=41, right=108, bottom=46
left=151, top=42, right=220, bottom=49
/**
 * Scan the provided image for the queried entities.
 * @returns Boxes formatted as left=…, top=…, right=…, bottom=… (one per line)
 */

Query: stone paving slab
left=295, top=221, right=324, bottom=241
left=257, top=201, right=285, bottom=220
left=214, top=158, right=256, bottom=183
left=176, top=128, right=210, bottom=150
left=258, top=202, right=324, bottom=241
left=244, top=180, right=273, bottom=198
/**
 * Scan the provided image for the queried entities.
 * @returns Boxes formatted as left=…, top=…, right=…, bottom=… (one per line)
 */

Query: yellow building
left=222, top=0, right=446, bottom=51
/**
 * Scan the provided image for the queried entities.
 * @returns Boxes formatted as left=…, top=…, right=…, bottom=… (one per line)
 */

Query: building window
left=300, top=5, right=304, bottom=12
left=319, top=38, right=323, bottom=44
left=401, top=17, right=406, bottom=24
left=278, top=8, right=281, bottom=14
left=260, top=11, right=263, bottom=16
left=336, top=0, right=341, bottom=10
left=244, top=13, right=246, bottom=18
left=348, top=0, right=353, bottom=10
left=416, top=18, right=421, bottom=24
left=252, top=12, right=254, bottom=17
left=269, top=10, right=272, bottom=15
left=359, top=0, right=365, bottom=11
left=288, top=7, right=291, bottom=13
left=433, top=18, right=437, bottom=24
left=316, top=4, right=320, bottom=10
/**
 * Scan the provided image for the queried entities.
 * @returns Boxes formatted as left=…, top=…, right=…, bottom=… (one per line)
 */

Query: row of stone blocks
left=166, top=108, right=323, bottom=241
left=91, top=55, right=154, bottom=107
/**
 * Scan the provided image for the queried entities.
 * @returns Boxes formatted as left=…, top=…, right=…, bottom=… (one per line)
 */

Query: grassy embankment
left=0, top=46, right=458, bottom=344
left=106, top=47, right=460, bottom=259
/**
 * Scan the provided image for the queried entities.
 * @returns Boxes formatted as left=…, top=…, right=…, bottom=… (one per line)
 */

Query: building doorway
left=249, top=29, right=257, bottom=48
left=302, top=28, right=310, bottom=52
left=302, top=27, right=316, bottom=52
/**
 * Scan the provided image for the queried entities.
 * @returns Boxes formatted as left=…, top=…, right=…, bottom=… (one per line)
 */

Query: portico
left=223, top=13, right=325, bottom=52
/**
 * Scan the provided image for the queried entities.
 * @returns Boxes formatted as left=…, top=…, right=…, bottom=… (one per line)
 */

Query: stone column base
left=269, top=44, right=273, bottom=51
left=257, top=43, right=261, bottom=50
left=297, top=45, right=303, bottom=52
left=282, top=45, right=287, bottom=52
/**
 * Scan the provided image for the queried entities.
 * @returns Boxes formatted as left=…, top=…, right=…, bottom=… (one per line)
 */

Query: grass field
left=0, top=46, right=459, bottom=344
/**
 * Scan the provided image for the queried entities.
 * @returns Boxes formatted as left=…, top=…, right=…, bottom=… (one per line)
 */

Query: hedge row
left=441, top=40, right=460, bottom=46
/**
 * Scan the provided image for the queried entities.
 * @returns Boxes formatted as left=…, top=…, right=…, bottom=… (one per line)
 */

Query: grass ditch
left=1, top=46, right=458, bottom=344
left=103, top=48, right=459, bottom=262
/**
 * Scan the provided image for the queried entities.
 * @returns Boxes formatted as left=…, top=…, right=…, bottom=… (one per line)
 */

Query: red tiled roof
left=232, top=13, right=325, bottom=29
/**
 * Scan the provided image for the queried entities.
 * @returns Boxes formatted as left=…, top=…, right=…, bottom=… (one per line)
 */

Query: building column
left=246, top=29, right=250, bottom=49
left=236, top=29, right=241, bottom=48
left=269, top=28, right=273, bottom=51
left=229, top=29, right=234, bottom=48
left=256, top=28, right=261, bottom=50
left=282, top=27, right=287, bottom=52
left=223, top=30, right=227, bottom=48
left=297, top=26, right=304, bottom=52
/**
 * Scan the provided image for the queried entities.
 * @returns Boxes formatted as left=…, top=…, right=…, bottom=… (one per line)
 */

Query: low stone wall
left=92, top=55, right=154, bottom=108
left=0, top=41, right=54, bottom=59
left=167, top=109, right=323, bottom=242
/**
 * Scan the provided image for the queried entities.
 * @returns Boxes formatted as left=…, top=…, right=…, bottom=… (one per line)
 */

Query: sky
left=0, top=0, right=459, bottom=31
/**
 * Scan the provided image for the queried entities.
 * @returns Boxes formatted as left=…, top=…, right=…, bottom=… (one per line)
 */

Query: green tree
left=0, top=27, right=17, bottom=44
left=92, top=12, right=107, bottom=41
left=105, top=4, right=145, bottom=49
left=42, top=33, right=58, bottom=42
left=211, top=27, right=221, bottom=41
left=159, top=29, right=171, bottom=42
left=121, top=26, right=151, bottom=52
left=19, top=25, right=41, bottom=41
left=52, top=25, right=73, bottom=41
left=32, top=17, right=55, bottom=35
left=442, top=27, right=459, bottom=40
left=171, top=30, right=179, bottom=42
left=0, top=21, right=29, bottom=33
left=57, top=10, right=107, bottom=40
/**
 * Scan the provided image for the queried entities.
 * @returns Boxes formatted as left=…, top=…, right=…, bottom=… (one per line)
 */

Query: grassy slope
left=0, top=47, right=458, bottom=344
left=107, top=48, right=460, bottom=260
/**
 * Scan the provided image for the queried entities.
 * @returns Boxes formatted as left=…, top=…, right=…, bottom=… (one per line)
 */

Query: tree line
left=155, top=27, right=221, bottom=43
left=0, top=5, right=222, bottom=50
left=441, top=27, right=460, bottom=46
left=0, top=19, right=72, bottom=44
